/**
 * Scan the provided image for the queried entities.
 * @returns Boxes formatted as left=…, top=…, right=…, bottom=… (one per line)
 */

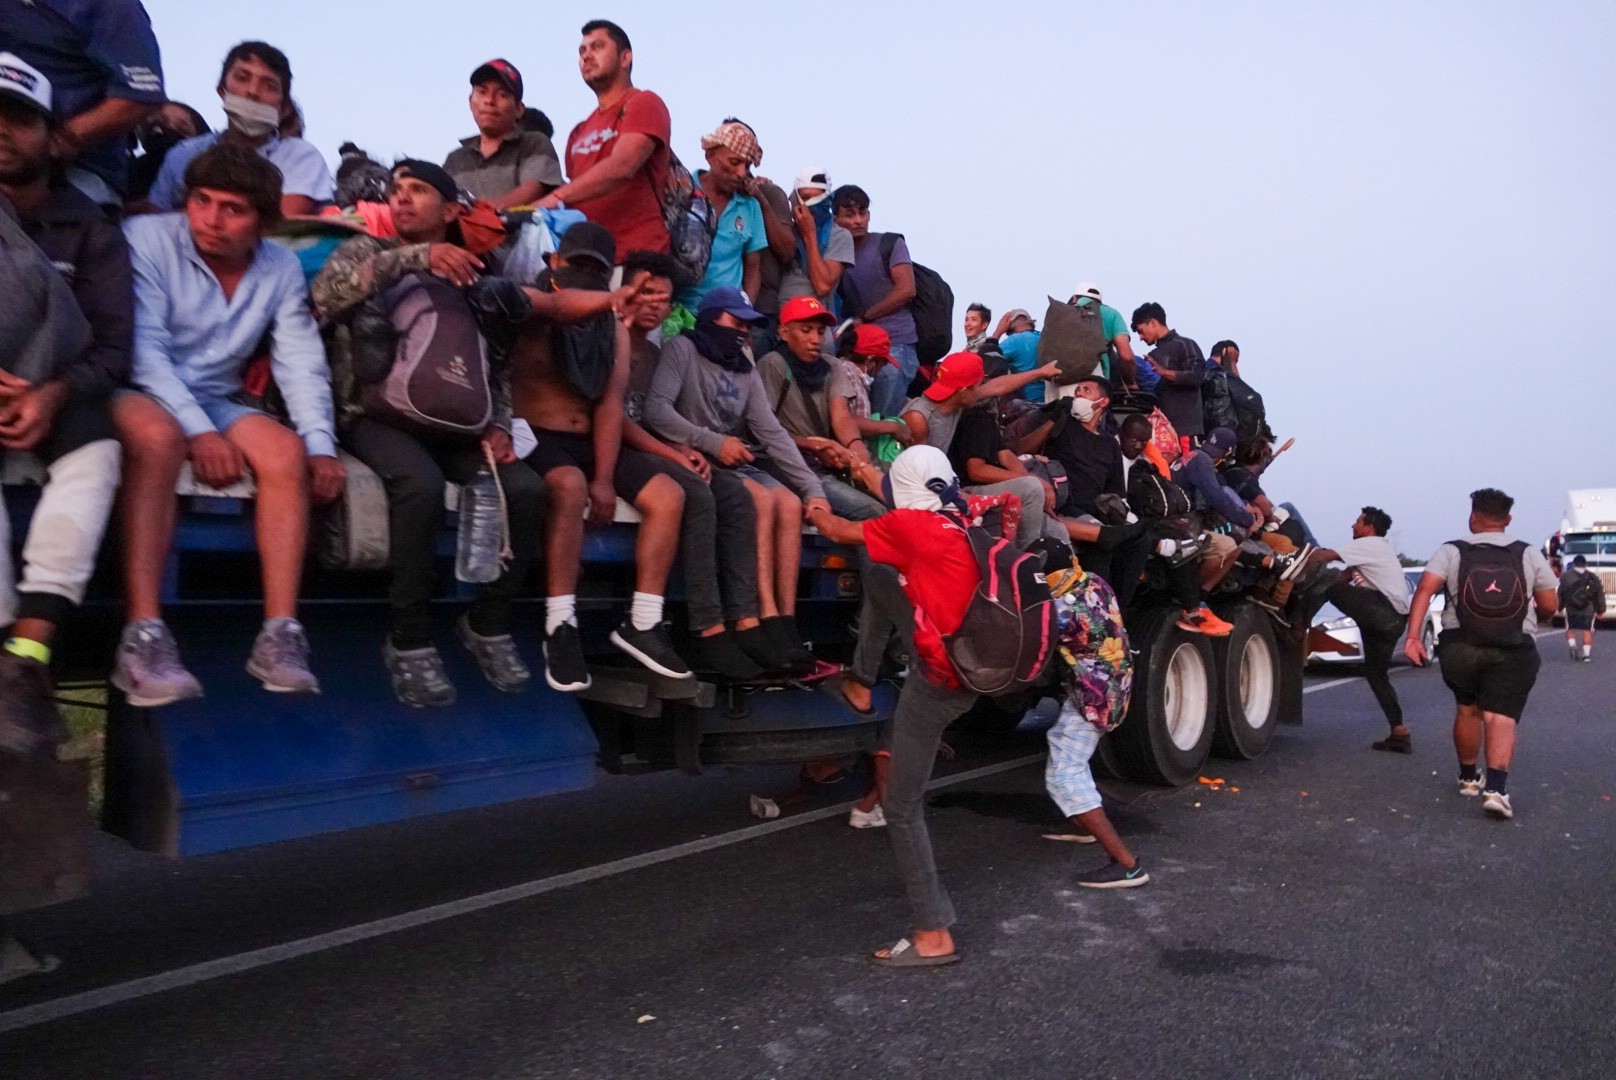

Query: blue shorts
left=1045, top=701, right=1104, bottom=817
left=121, top=389, right=269, bottom=436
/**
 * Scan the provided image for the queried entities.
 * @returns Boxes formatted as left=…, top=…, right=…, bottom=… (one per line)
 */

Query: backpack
left=616, top=92, right=714, bottom=288
left=352, top=272, right=493, bottom=437
left=1227, top=374, right=1271, bottom=454
left=1148, top=407, right=1182, bottom=463
left=1128, top=460, right=1193, bottom=521
left=1451, top=540, right=1531, bottom=645
left=841, top=233, right=954, bottom=365
left=1020, top=456, right=1072, bottom=515
left=1037, top=296, right=1107, bottom=385
left=1201, top=366, right=1238, bottom=435
left=940, top=513, right=1058, bottom=697
left=1563, top=570, right=1599, bottom=611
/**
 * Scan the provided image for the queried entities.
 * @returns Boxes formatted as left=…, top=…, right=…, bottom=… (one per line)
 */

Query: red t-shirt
left=864, top=510, right=981, bottom=689
left=565, top=88, right=672, bottom=256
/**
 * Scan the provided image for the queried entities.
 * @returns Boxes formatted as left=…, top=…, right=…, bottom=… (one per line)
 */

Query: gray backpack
left=353, top=272, right=493, bottom=437
left=1037, top=296, right=1108, bottom=385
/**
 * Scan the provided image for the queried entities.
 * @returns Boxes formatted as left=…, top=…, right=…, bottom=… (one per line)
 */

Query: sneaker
left=1583, top=654, right=1594, bottom=664
left=1278, top=543, right=1315, bottom=582
left=383, top=641, right=457, bottom=708
left=610, top=621, right=694, bottom=680
left=1569, top=640, right=1580, bottom=662
left=1482, top=790, right=1513, bottom=819
left=762, top=615, right=817, bottom=676
left=690, top=631, right=765, bottom=682
left=456, top=615, right=530, bottom=693
left=247, top=618, right=320, bottom=694
left=1458, top=773, right=1485, bottom=797
left=543, top=622, right=592, bottom=692
left=111, top=620, right=203, bottom=708
left=1075, top=860, right=1151, bottom=889
left=1178, top=607, right=1234, bottom=637
left=849, top=805, right=887, bottom=829
left=0, top=651, right=66, bottom=761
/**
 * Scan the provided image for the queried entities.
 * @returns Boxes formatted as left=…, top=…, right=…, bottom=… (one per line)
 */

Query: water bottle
left=455, top=465, right=504, bottom=584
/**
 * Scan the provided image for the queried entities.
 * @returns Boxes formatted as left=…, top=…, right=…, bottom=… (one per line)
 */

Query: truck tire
left=1110, top=609, right=1217, bottom=786
left=1211, top=604, right=1281, bottom=759
left=1092, top=731, right=1124, bottom=780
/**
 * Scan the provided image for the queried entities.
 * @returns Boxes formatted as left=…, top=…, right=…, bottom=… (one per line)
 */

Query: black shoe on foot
left=610, top=622, right=693, bottom=680
left=0, top=651, right=66, bottom=761
left=733, top=625, right=793, bottom=673
left=543, top=623, right=592, bottom=692
left=1371, top=732, right=1413, bottom=753
left=762, top=615, right=816, bottom=676
left=689, top=631, right=765, bottom=681
left=1075, top=860, right=1151, bottom=889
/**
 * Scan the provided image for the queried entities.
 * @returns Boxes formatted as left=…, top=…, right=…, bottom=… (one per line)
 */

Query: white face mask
left=1069, top=396, right=1097, bottom=423
left=222, top=93, right=281, bottom=138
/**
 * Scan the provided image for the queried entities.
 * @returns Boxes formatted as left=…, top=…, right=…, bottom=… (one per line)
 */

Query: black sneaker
left=543, top=623, right=592, bottom=692
left=610, top=621, right=694, bottom=680
left=762, top=615, right=817, bottom=676
left=689, top=631, right=766, bottom=682
left=0, top=651, right=66, bottom=762
left=1075, top=860, right=1151, bottom=889
left=733, top=625, right=793, bottom=673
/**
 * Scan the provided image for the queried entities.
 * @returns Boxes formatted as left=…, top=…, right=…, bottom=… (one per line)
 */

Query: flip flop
left=1041, top=831, right=1098, bottom=843
left=870, top=937, right=962, bottom=969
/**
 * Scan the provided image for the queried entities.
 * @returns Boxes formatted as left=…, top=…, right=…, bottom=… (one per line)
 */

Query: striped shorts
left=1045, top=701, right=1103, bottom=818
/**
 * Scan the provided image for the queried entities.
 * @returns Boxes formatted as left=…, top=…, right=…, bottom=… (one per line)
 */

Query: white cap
left=0, top=53, right=52, bottom=117
left=792, top=166, right=833, bottom=205
left=1072, top=282, right=1102, bottom=302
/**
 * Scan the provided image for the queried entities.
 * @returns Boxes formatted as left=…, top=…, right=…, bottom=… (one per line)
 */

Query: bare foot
left=873, top=927, right=955, bottom=961
left=839, top=678, right=872, bottom=714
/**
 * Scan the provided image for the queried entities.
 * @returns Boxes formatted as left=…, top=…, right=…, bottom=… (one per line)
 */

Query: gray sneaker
left=247, top=618, right=320, bottom=694
left=456, top=615, right=530, bottom=693
left=384, top=641, right=457, bottom=707
left=111, top=620, right=203, bottom=708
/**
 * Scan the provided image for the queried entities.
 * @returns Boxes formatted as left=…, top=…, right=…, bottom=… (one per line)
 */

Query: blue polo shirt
left=2, top=0, right=165, bottom=196
left=148, top=131, right=335, bottom=210
left=123, top=212, right=337, bottom=457
left=678, top=179, right=767, bottom=309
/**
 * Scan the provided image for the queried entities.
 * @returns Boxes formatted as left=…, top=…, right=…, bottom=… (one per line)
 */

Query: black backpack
left=1131, top=462, right=1192, bottom=521
left=1201, top=367, right=1238, bottom=435
left=940, top=511, right=1058, bottom=697
left=1452, top=540, right=1531, bottom=645
left=1563, top=571, right=1599, bottom=611
left=1227, top=375, right=1271, bottom=454
left=841, top=233, right=954, bottom=365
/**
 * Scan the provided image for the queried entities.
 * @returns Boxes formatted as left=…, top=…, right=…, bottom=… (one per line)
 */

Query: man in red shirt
left=807, top=445, right=994, bottom=969
left=539, top=20, right=671, bottom=257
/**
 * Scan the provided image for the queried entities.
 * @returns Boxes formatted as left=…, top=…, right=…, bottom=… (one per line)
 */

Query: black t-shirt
left=1046, top=419, right=1124, bottom=515
left=949, top=407, right=1005, bottom=484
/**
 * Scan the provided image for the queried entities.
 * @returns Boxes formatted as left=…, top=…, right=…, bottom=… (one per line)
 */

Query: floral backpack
left=1045, top=563, right=1134, bottom=732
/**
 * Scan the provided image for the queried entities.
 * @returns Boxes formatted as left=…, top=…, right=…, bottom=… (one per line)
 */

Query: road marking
left=0, top=752, right=1046, bottom=1035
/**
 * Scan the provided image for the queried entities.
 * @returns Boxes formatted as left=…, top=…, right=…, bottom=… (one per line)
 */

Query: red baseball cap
left=778, top=295, right=836, bottom=326
left=852, top=324, right=896, bottom=366
left=471, top=59, right=523, bottom=102
left=923, top=351, right=986, bottom=401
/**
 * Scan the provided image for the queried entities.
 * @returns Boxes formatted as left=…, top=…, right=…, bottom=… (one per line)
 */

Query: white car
left=1308, top=568, right=1443, bottom=666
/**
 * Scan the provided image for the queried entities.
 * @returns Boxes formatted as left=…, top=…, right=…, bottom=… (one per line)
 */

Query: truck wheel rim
left=1164, top=643, right=1209, bottom=751
left=1239, top=633, right=1276, bottom=731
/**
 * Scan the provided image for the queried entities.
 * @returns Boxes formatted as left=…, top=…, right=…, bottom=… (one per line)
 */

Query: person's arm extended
left=1111, top=334, right=1138, bottom=385
left=859, top=261, right=915, bottom=323
left=1011, top=418, right=1054, bottom=456
left=59, top=98, right=155, bottom=159
left=965, top=455, right=1018, bottom=486
left=741, top=375, right=826, bottom=502
left=805, top=502, right=866, bottom=547
left=856, top=413, right=909, bottom=443
left=1314, top=548, right=1343, bottom=563
left=978, top=360, right=1059, bottom=401
left=311, top=237, right=429, bottom=319
left=487, top=180, right=548, bottom=212
left=543, top=132, right=656, bottom=206
left=1403, top=572, right=1445, bottom=665
left=587, top=322, right=631, bottom=524
left=901, top=407, right=929, bottom=446
left=1157, top=349, right=1206, bottom=387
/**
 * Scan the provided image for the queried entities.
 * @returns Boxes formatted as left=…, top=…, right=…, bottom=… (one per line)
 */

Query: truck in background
left=1555, top=488, right=1616, bottom=608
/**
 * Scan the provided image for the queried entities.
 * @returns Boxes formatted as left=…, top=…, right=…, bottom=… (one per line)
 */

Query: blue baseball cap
left=697, top=286, right=766, bottom=325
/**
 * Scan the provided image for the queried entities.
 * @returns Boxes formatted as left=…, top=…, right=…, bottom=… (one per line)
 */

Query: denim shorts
left=119, top=389, right=268, bottom=435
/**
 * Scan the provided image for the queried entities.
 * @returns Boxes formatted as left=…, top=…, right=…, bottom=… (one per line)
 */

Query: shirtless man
left=509, top=222, right=688, bottom=691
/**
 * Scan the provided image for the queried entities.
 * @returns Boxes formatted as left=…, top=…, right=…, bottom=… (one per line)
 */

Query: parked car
left=1308, top=568, right=1443, bottom=666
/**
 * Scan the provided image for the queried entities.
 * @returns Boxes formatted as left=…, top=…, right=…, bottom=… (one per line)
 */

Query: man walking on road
left=1405, top=488, right=1559, bottom=820
left=1557, top=555, right=1604, bottom=662
left=1313, top=507, right=1414, bottom=752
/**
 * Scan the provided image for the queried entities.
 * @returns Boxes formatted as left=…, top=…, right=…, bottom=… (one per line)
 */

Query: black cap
left=556, top=221, right=616, bottom=269
left=392, top=159, right=458, bottom=204
left=470, top=59, right=523, bottom=102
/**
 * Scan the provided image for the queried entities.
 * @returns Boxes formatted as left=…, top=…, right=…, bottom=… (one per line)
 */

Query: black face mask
left=685, top=314, right=754, bottom=373
left=136, top=123, right=186, bottom=157
left=786, top=351, right=831, bottom=393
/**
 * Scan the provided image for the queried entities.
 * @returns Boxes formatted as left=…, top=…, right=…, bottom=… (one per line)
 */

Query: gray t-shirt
left=1426, top=532, right=1557, bottom=633
left=778, top=224, right=855, bottom=306
left=1338, top=535, right=1411, bottom=615
left=901, top=395, right=962, bottom=454
left=444, top=131, right=564, bottom=202
left=757, top=351, right=855, bottom=441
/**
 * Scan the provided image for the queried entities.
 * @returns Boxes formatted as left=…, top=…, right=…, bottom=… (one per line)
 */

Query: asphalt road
left=3, top=635, right=1614, bottom=1079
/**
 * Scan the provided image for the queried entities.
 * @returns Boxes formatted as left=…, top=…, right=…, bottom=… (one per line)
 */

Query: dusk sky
left=145, top=1, right=1616, bottom=556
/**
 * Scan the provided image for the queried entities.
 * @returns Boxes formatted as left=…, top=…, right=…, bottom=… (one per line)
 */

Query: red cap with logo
left=922, top=351, right=986, bottom=401
left=852, top=324, right=896, bottom=366
left=778, top=295, right=836, bottom=326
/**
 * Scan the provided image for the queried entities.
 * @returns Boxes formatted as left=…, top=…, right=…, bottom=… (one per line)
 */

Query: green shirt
left=1076, top=298, right=1127, bottom=381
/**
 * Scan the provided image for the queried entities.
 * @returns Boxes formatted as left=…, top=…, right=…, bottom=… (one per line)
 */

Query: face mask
left=1070, top=396, right=1097, bottom=423
left=222, top=93, right=281, bottom=138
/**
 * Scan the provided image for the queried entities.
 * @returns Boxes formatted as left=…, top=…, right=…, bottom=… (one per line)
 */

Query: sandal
left=1041, top=831, right=1098, bottom=843
left=870, top=937, right=962, bottom=968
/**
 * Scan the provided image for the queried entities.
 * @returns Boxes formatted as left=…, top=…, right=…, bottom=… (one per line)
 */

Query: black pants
left=1326, top=580, right=1404, bottom=727
left=345, top=417, right=544, bottom=647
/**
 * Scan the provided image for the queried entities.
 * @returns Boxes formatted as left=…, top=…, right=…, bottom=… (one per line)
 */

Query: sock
left=1583, top=645, right=1592, bottom=658
left=545, top=595, right=577, bottom=635
left=4, top=637, right=50, bottom=665
left=629, top=592, right=664, bottom=632
left=1458, top=763, right=1480, bottom=781
left=1485, top=767, right=1508, bottom=794
left=263, top=616, right=298, bottom=632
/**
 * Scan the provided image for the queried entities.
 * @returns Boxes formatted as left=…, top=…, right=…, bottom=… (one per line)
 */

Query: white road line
left=0, top=752, right=1046, bottom=1035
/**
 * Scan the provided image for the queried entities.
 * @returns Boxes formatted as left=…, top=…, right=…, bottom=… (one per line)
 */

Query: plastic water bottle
left=455, top=465, right=504, bottom=584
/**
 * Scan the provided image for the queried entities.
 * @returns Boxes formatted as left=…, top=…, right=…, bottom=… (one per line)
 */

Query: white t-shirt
left=1425, top=532, right=1558, bottom=633
left=1337, top=535, right=1411, bottom=615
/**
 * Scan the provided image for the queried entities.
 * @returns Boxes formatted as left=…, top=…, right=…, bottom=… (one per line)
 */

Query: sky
left=144, top=0, right=1616, bottom=557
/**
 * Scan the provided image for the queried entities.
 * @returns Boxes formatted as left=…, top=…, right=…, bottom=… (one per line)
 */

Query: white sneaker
left=849, top=805, right=887, bottom=829
left=1458, top=774, right=1485, bottom=797
left=1482, top=790, right=1513, bottom=819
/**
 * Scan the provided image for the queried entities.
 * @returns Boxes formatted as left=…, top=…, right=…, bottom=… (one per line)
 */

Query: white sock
left=545, top=595, right=577, bottom=635
left=630, top=592, right=664, bottom=632
left=1583, top=644, right=1592, bottom=658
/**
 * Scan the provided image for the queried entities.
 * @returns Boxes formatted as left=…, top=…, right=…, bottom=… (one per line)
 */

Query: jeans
left=345, top=418, right=543, bottom=647
left=5, top=440, right=121, bottom=628
left=1326, top=580, right=1405, bottom=727
left=869, top=342, right=920, bottom=419
left=886, top=674, right=978, bottom=930
left=663, top=461, right=761, bottom=629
